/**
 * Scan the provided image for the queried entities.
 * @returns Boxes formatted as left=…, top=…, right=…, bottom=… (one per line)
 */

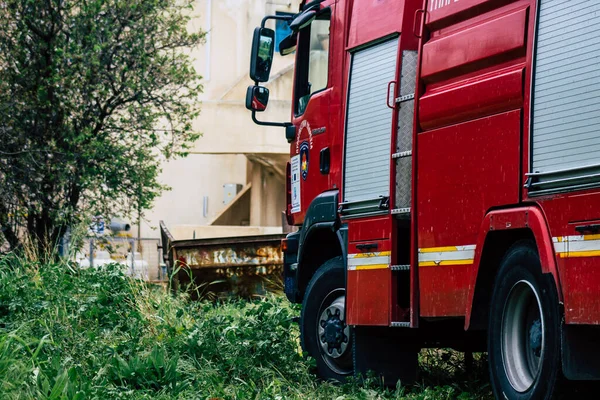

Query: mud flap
left=353, top=326, right=418, bottom=387
left=562, top=324, right=600, bottom=380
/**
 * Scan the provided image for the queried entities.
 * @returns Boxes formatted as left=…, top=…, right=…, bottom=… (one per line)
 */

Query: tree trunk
left=0, top=202, right=21, bottom=251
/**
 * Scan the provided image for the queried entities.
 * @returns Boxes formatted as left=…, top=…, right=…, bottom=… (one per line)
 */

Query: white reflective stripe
left=418, top=249, right=475, bottom=263
left=553, top=235, right=600, bottom=257
left=417, top=244, right=476, bottom=266
left=347, top=252, right=391, bottom=271
left=553, top=240, right=567, bottom=254
left=347, top=255, right=391, bottom=267
left=568, top=239, right=600, bottom=252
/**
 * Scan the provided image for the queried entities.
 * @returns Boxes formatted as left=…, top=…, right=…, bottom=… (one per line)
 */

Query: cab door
left=289, top=2, right=335, bottom=223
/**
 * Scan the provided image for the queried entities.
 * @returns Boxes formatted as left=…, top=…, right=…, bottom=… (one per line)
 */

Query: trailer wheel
left=488, top=242, right=561, bottom=400
left=301, top=256, right=353, bottom=381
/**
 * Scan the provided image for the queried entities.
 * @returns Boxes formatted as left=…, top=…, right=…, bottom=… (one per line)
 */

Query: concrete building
left=134, top=0, right=301, bottom=278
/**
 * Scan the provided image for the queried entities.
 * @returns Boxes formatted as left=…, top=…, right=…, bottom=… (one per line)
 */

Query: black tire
left=301, top=256, right=353, bottom=381
left=488, top=241, right=562, bottom=400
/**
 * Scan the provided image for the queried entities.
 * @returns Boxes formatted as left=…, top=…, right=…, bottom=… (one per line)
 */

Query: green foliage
left=0, top=0, right=204, bottom=251
left=0, top=255, right=494, bottom=399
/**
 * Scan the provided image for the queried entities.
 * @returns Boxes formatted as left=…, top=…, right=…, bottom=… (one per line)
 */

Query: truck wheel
left=301, top=256, right=353, bottom=381
left=488, top=242, right=561, bottom=400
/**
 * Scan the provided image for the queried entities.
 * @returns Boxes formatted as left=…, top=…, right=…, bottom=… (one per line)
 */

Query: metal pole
left=130, top=239, right=135, bottom=276
left=89, top=238, right=94, bottom=268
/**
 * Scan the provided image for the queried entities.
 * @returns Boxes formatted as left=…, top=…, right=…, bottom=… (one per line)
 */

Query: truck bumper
left=283, top=230, right=301, bottom=303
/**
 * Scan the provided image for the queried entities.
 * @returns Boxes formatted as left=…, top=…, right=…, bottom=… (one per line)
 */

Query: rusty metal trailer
left=160, top=221, right=286, bottom=298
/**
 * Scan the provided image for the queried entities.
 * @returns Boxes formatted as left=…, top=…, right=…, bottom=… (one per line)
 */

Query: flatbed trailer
left=160, top=221, right=286, bottom=298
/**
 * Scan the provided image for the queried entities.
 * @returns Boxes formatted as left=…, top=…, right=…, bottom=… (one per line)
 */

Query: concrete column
left=250, top=163, right=264, bottom=226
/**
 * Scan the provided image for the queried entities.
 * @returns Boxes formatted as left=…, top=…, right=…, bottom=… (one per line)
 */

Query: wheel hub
left=529, top=319, right=542, bottom=357
left=318, top=296, right=350, bottom=359
left=501, top=280, right=545, bottom=393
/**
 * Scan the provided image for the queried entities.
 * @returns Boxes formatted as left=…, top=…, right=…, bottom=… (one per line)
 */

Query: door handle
left=320, top=147, right=330, bottom=174
left=356, top=243, right=378, bottom=251
left=386, top=81, right=397, bottom=109
left=575, top=224, right=600, bottom=234
left=413, top=9, right=425, bottom=39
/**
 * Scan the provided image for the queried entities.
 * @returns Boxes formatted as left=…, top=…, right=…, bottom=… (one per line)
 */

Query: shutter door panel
left=344, top=38, right=397, bottom=203
left=532, top=0, right=600, bottom=173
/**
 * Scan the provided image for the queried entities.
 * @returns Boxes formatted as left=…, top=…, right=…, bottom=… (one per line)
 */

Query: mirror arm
left=251, top=110, right=292, bottom=128
left=261, top=15, right=293, bottom=29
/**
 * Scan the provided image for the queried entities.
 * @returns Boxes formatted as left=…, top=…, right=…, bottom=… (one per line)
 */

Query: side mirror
left=249, top=27, right=275, bottom=82
left=246, top=85, right=270, bottom=112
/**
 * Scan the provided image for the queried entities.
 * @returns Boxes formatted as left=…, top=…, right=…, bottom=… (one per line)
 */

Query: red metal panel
left=420, top=7, right=528, bottom=80
left=427, top=0, right=516, bottom=27
left=417, top=111, right=521, bottom=317
left=347, top=216, right=392, bottom=242
left=419, top=67, right=524, bottom=130
left=346, top=238, right=392, bottom=326
left=419, top=266, right=471, bottom=316
left=562, top=257, right=600, bottom=325
left=347, top=269, right=391, bottom=326
left=347, top=0, right=404, bottom=49
left=417, top=111, right=521, bottom=247
left=347, top=239, right=392, bottom=254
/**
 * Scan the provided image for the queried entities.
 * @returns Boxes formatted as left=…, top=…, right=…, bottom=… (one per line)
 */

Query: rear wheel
left=301, top=256, right=353, bottom=381
left=488, top=242, right=561, bottom=400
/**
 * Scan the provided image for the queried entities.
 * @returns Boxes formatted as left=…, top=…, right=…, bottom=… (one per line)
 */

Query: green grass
left=0, top=254, right=492, bottom=399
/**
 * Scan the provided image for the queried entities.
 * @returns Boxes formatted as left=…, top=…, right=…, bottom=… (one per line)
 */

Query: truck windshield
left=295, top=12, right=330, bottom=116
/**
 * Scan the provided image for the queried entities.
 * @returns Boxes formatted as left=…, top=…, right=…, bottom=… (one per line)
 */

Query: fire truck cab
left=247, top=0, right=600, bottom=398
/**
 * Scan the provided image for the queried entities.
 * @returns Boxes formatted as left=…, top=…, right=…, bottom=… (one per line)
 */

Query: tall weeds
left=0, top=253, right=492, bottom=399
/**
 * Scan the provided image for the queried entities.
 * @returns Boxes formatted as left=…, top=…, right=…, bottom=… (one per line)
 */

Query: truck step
left=395, top=93, right=415, bottom=103
left=391, top=321, right=411, bottom=328
left=392, top=150, right=412, bottom=159
left=391, top=208, right=411, bottom=219
left=391, top=264, right=410, bottom=271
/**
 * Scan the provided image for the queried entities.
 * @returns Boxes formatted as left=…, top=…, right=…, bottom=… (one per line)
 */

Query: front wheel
left=488, top=242, right=562, bottom=400
left=301, top=256, right=353, bottom=381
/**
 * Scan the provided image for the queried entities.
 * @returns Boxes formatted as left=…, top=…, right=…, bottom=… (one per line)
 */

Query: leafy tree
left=0, top=0, right=204, bottom=253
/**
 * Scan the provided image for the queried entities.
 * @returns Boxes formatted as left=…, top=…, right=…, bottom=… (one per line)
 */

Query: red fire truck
left=246, top=0, right=600, bottom=398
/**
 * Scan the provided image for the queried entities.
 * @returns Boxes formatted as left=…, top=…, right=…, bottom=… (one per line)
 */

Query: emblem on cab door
left=300, top=142, right=309, bottom=180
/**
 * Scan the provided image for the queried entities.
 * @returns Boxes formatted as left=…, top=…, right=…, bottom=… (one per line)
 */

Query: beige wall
left=140, top=153, right=248, bottom=237
left=137, top=0, right=300, bottom=250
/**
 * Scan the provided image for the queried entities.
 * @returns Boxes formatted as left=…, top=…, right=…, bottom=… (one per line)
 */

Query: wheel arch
left=297, top=226, right=344, bottom=301
left=296, top=190, right=345, bottom=301
left=465, top=206, right=563, bottom=330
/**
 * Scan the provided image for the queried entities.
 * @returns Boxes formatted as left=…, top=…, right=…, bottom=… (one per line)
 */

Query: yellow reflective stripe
left=419, top=259, right=474, bottom=267
left=419, top=246, right=458, bottom=253
left=558, top=250, right=600, bottom=258
left=351, top=264, right=389, bottom=271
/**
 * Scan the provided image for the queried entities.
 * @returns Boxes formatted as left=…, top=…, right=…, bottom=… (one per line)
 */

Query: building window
left=275, top=12, right=294, bottom=53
